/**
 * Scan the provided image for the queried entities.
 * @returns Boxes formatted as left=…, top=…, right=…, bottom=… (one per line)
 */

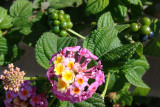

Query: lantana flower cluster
left=0, top=64, right=48, bottom=107
left=47, top=46, right=105, bottom=103
left=0, top=63, right=25, bottom=92
left=4, top=81, right=48, bottom=107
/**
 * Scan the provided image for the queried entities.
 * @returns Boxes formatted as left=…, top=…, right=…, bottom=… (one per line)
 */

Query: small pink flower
left=95, top=70, right=105, bottom=85
left=30, top=95, right=41, bottom=106
left=64, top=46, right=81, bottom=52
left=5, top=91, right=17, bottom=103
left=75, top=74, right=88, bottom=88
left=87, top=82, right=99, bottom=95
left=18, top=85, right=32, bottom=100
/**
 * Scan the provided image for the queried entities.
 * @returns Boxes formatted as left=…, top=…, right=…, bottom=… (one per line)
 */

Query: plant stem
left=23, top=77, right=47, bottom=81
left=101, top=73, right=110, bottom=100
left=67, top=29, right=86, bottom=40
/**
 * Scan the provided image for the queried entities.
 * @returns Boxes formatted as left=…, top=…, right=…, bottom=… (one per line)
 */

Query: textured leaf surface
left=83, top=27, right=121, bottom=58
left=0, top=7, right=12, bottom=29
left=35, top=32, right=77, bottom=69
left=132, top=87, right=150, bottom=96
left=100, top=42, right=142, bottom=68
left=59, top=93, right=105, bottom=107
left=116, top=83, right=133, bottom=106
left=10, top=0, right=32, bottom=17
left=85, top=0, right=109, bottom=15
left=98, top=12, right=114, bottom=29
left=0, top=37, right=8, bottom=55
left=124, top=68, right=148, bottom=88
left=48, top=0, right=82, bottom=9
left=115, top=24, right=130, bottom=32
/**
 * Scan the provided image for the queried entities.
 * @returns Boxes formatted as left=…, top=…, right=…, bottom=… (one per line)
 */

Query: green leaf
left=132, top=87, right=150, bottom=96
left=115, top=24, right=130, bottom=32
left=116, top=83, right=133, bottom=106
left=10, top=0, right=32, bottom=17
left=59, top=93, right=105, bottom=107
left=12, top=17, right=33, bottom=27
left=0, top=54, right=5, bottom=65
left=85, top=0, right=109, bottom=15
left=123, top=56, right=149, bottom=77
left=124, top=67, right=149, bottom=88
left=100, top=42, right=142, bottom=68
left=0, top=37, right=8, bottom=55
left=48, top=0, right=83, bottom=9
left=0, top=7, right=7, bottom=23
left=0, top=7, right=13, bottom=29
left=127, top=0, right=142, bottom=6
left=97, top=12, right=114, bottom=29
left=35, top=32, right=77, bottom=69
left=83, top=27, right=122, bottom=58
left=107, top=0, right=127, bottom=22
left=108, top=73, right=126, bottom=92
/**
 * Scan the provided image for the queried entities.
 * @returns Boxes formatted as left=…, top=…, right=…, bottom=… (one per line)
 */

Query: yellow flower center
left=54, top=54, right=64, bottom=64
left=74, top=87, right=80, bottom=94
left=55, top=63, right=64, bottom=75
left=68, top=61, right=74, bottom=69
left=62, top=70, right=75, bottom=83
left=64, top=72, right=72, bottom=81
left=77, top=78, right=84, bottom=85
left=57, top=79, right=68, bottom=92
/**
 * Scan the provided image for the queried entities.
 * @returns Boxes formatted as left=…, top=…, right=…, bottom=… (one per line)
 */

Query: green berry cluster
left=130, top=17, right=154, bottom=42
left=48, top=10, right=73, bottom=37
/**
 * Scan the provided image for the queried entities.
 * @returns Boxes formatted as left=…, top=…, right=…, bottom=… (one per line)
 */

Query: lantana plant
left=1, top=0, right=159, bottom=106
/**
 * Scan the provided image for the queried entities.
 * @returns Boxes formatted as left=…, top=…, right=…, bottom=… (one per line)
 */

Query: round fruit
left=140, top=25, right=151, bottom=35
left=139, top=35, right=148, bottom=42
left=53, top=20, right=60, bottom=26
left=58, top=10, right=65, bottom=15
left=64, top=14, right=70, bottom=22
left=59, top=30, right=67, bottom=37
left=141, top=17, right=151, bottom=26
left=60, top=21, right=68, bottom=29
left=130, top=23, right=139, bottom=32
left=51, top=12, right=58, bottom=20
left=148, top=31, right=154, bottom=39
left=58, top=15, right=64, bottom=22
left=67, top=22, right=73, bottom=29
left=52, top=26, right=60, bottom=34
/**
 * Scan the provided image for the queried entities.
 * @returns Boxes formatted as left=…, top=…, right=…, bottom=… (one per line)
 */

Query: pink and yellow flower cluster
left=47, top=46, right=105, bottom=103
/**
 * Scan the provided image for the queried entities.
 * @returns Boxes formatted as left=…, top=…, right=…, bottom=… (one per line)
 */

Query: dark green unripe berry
left=130, top=23, right=139, bottom=32
left=59, top=30, right=67, bottom=37
left=53, top=20, right=60, bottom=26
left=140, top=25, right=151, bottom=35
left=67, top=22, right=73, bottom=29
left=58, top=10, right=65, bottom=15
left=52, top=26, right=60, bottom=34
left=58, top=15, right=64, bottom=22
left=60, top=21, right=68, bottom=29
left=141, top=17, right=151, bottom=26
left=51, top=12, right=58, bottom=20
left=64, top=14, right=70, bottom=22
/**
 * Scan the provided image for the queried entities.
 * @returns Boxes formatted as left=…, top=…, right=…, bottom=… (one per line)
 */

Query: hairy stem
left=101, top=73, right=110, bottom=100
left=67, top=29, right=86, bottom=39
left=23, top=77, right=47, bottom=80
